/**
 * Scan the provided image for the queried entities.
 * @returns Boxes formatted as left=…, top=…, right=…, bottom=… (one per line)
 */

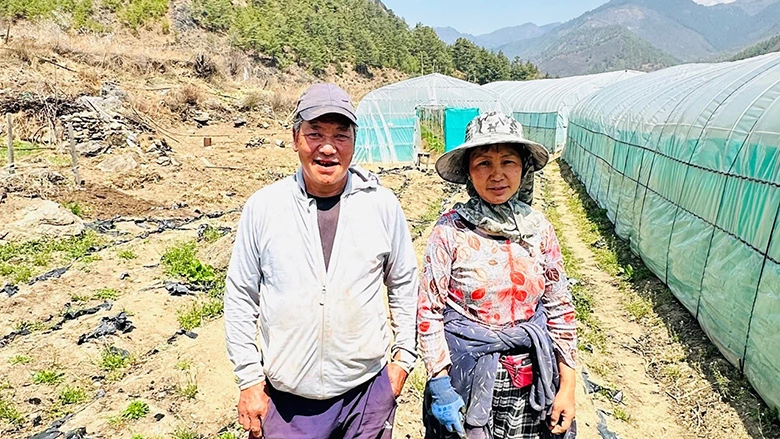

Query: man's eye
left=305, top=133, right=322, bottom=139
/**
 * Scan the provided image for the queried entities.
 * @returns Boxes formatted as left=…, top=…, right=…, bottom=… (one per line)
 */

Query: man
left=224, top=83, right=419, bottom=439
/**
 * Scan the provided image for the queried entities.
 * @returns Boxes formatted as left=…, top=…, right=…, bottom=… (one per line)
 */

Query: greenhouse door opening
left=417, top=106, right=479, bottom=155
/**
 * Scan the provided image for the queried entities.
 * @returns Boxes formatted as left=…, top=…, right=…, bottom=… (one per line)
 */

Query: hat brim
left=435, top=133, right=549, bottom=184
left=299, top=105, right=358, bottom=125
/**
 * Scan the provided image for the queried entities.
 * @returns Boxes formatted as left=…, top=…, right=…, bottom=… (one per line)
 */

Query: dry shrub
left=194, top=52, right=216, bottom=79
left=238, top=91, right=267, bottom=111
left=226, top=50, right=248, bottom=78
left=76, top=69, right=102, bottom=95
left=270, top=90, right=298, bottom=118
left=165, top=83, right=204, bottom=113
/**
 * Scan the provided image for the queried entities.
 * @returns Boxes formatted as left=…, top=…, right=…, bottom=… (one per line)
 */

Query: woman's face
left=468, top=144, right=524, bottom=205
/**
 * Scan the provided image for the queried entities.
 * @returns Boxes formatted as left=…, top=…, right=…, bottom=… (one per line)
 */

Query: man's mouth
left=314, top=159, right=339, bottom=168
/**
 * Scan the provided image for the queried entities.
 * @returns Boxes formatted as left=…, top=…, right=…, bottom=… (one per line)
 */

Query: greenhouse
left=354, top=73, right=510, bottom=163
left=483, top=70, right=643, bottom=153
left=563, top=53, right=780, bottom=413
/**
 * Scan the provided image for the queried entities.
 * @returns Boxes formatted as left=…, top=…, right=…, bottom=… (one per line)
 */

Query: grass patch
left=177, top=379, right=198, bottom=400
left=540, top=178, right=606, bottom=353
left=613, top=405, right=631, bottom=423
left=64, top=202, right=84, bottom=218
left=32, top=369, right=64, bottom=385
left=70, top=294, right=90, bottom=303
left=175, top=359, right=192, bottom=371
left=59, top=385, right=87, bottom=405
left=9, top=355, right=34, bottom=365
left=0, top=231, right=105, bottom=284
left=176, top=298, right=223, bottom=331
left=122, top=400, right=149, bottom=420
left=13, top=320, right=48, bottom=333
left=93, top=288, right=121, bottom=301
left=161, top=241, right=217, bottom=285
left=0, top=397, right=24, bottom=426
left=117, top=249, right=138, bottom=260
left=410, top=197, right=443, bottom=238
left=99, top=346, right=132, bottom=380
left=171, top=427, right=200, bottom=439
left=201, top=226, right=224, bottom=244
left=408, top=364, right=427, bottom=397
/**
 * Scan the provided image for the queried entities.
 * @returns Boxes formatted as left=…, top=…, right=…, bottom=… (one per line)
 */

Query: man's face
left=293, top=114, right=355, bottom=197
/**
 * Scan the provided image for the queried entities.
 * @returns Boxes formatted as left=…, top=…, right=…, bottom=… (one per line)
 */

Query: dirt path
left=541, top=157, right=779, bottom=439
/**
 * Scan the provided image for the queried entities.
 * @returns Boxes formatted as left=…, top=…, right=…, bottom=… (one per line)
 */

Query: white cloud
left=692, top=0, right=737, bottom=5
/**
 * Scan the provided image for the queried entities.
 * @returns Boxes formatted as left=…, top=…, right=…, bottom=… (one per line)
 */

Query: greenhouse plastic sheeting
left=355, top=73, right=510, bottom=163
left=444, top=108, right=480, bottom=152
left=484, top=70, right=644, bottom=153
left=562, top=53, right=780, bottom=413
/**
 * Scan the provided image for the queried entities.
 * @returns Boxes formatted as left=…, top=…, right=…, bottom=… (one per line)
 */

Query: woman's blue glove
left=428, top=375, right=466, bottom=437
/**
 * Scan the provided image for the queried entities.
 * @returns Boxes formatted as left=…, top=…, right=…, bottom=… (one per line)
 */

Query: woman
left=418, top=112, right=577, bottom=439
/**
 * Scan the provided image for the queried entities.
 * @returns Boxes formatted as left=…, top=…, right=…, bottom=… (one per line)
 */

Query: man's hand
left=387, top=363, right=408, bottom=398
left=238, top=382, right=271, bottom=438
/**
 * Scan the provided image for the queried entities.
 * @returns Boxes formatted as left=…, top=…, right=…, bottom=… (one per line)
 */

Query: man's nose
left=320, top=142, right=336, bottom=155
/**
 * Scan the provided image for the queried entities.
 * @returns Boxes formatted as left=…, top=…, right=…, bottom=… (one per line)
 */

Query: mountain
left=495, top=0, right=780, bottom=76
left=434, top=22, right=560, bottom=49
left=731, top=34, right=780, bottom=60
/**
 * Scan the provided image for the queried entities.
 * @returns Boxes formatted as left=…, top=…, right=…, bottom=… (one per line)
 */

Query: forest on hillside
left=0, top=0, right=546, bottom=83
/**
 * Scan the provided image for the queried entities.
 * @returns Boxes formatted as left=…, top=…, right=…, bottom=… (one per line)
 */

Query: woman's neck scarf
left=454, top=174, right=545, bottom=248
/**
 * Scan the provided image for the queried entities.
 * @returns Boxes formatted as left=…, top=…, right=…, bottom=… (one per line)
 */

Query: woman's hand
left=549, top=363, right=576, bottom=434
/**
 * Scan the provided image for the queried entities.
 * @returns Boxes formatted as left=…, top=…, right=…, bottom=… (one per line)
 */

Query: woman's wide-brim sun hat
left=435, top=111, right=549, bottom=184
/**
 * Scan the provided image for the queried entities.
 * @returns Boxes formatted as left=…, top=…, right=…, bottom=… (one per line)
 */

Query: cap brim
left=435, top=133, right=549, bottom=184
left=299, top=105, right=358, bottom=125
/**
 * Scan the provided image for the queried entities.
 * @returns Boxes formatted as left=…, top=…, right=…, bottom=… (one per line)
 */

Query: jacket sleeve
left=417, top=216, right=454, bottom=376
left=383, top=196, right=420, bottom=373
left=224, top=200, right=265, bottom=390
left=539, top=220, right=578, bottom=369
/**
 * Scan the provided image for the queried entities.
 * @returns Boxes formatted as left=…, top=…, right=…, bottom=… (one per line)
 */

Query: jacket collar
left=293, top=165, right=379, bottom=200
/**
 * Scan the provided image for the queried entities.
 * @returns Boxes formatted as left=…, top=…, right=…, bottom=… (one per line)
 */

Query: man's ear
left=291, top=128, right=299, bottom=152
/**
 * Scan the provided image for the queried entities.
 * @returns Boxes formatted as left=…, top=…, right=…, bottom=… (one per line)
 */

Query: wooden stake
left=67, top=123, right=81, bottom=186
left=5, top=113, right=14, bottom=175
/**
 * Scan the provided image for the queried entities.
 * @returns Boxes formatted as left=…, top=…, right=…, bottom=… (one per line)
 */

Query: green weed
left=70, top=294, right=90, bottom=303
left=117, top=249, right=138, bottom=260
left=177, top=379, right=198, bottom=399
left=33, top=369, right=64, bottom=385
left=177, top=298, right=223, bottom=330
left=201, top=226, right=224, bottom=244
left=99, top=346, right=132, bottom=375
left=59, top=385, right=87, bottom=405
left=613, top=406, right=631, bottom=423
left=0, top=397, right=24, bottom=426
left=9, top=355, right=34, bottom=365
left=175, top=359, right=192, bottom=371
left=93, top=288, right=120, bottom=301
left=171, top=427, right=200, bottom=439
left=64, top=202, right=84, bottom=218
left=161, top=241, right=216, bottom=285
left=121, top=400, right=149, bottom=420
left=408, top=364, right=427, bottom=396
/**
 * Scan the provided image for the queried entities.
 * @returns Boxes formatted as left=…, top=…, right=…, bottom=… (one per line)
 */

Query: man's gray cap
left=294, top=83, right=357, bottom=124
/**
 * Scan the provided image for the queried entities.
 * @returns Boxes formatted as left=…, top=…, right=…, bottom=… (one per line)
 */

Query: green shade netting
left=562, top=53, right=780, bottom=414
left=444, top=108, right=479, bottom=152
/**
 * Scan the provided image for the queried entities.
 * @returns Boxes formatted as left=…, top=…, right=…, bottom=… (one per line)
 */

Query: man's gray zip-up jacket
left=224, top=166, right=419, bottom=400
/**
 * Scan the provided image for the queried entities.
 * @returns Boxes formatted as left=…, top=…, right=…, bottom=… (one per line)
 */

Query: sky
left=381, top=0, right=738, bottom=35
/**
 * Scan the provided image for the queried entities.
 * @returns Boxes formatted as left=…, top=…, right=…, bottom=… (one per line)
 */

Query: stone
left=193, top=112, right=210, bottom=125
left=156, top=156, right=172, bottom=166
left=275, top=139, right=286, bottom=148
left=260, top=122, right=270, bottom=129
left=0, top=199, right=85, bottom=244
left=97, top=153, right=139, bottom=173
left=76, top=141, right=107, bottom=157
left=233, top=118, right=247, bottom=128
left=108, top=122, right=123, bottom=131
